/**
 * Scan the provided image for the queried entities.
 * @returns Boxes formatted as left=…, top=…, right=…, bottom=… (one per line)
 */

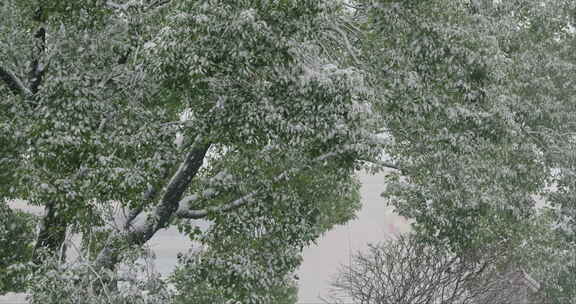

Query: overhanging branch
left=176, top=151, right=339, bottom=219
left=176, top=192, right=257, bottom=219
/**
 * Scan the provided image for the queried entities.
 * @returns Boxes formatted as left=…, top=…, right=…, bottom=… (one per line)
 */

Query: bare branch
left=328, top=236, right=539, bottom=304
left=0, top=66, right=32, bottom=97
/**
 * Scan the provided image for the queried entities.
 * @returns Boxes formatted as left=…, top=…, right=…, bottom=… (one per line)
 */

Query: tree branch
left=176, top=151, right=339, bottom=219
left=176, top=192, right=257, bottom=219
left=146, top=0, right=172, bottom=10
left=95, top=142, right=210, bottom=269
left=28, top=25, right=46, bottom=94
left=131, top=142, right=210, bottom=241
left=122, top=185, right=155, bottom=230
left=32, top=201, right=68, bottom=264
left=360, top=158, right=403, bottom=171
left=0, top=66, right=32, bottom=97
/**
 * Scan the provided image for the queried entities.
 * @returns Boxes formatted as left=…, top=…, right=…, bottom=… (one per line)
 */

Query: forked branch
left=95, top=142, right=210, bottom=269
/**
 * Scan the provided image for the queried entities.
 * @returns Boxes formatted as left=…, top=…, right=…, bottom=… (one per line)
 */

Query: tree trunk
left=32, top=202, right=67, bottom=264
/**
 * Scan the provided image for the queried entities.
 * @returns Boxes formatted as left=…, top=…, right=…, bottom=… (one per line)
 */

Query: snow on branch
left=175, top=151, right=339, bottom=219
left=175, top=192, right=257, bottom=219
left=0, top=66, right=32, bottom=97
left=362, top=158, right=402, bottom=171
left=122, top=185, right=157, bottom=230
left=129, top=143, right=210, bottom=238
left=95, top=143, right=210, bottom=269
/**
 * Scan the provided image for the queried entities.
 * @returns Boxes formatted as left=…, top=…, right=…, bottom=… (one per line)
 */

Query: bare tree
left=327, top=235, right=539, bottom=304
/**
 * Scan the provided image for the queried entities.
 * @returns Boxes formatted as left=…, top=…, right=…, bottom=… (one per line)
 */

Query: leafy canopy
left=0, top=0, right=371, bottom=302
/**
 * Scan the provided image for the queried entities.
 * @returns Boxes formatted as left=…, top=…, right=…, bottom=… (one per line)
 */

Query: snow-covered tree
left=356, top=0, right=576, bottom=300
left=0, top=0, right=373, bottom=302
left=4, top=0, right=576, bottom=302
left=358, top=0, right=576, bottom=254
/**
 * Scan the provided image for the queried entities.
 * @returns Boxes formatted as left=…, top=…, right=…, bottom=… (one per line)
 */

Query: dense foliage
left=3, top=0, right=576, bottom=302
left=358, top=0, right=576, bottom=300
left=358, top=0, right=576, bottom=252
left=1, top=0, right=368, bottom=302
left=0, top=201, right=36, bottom=292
